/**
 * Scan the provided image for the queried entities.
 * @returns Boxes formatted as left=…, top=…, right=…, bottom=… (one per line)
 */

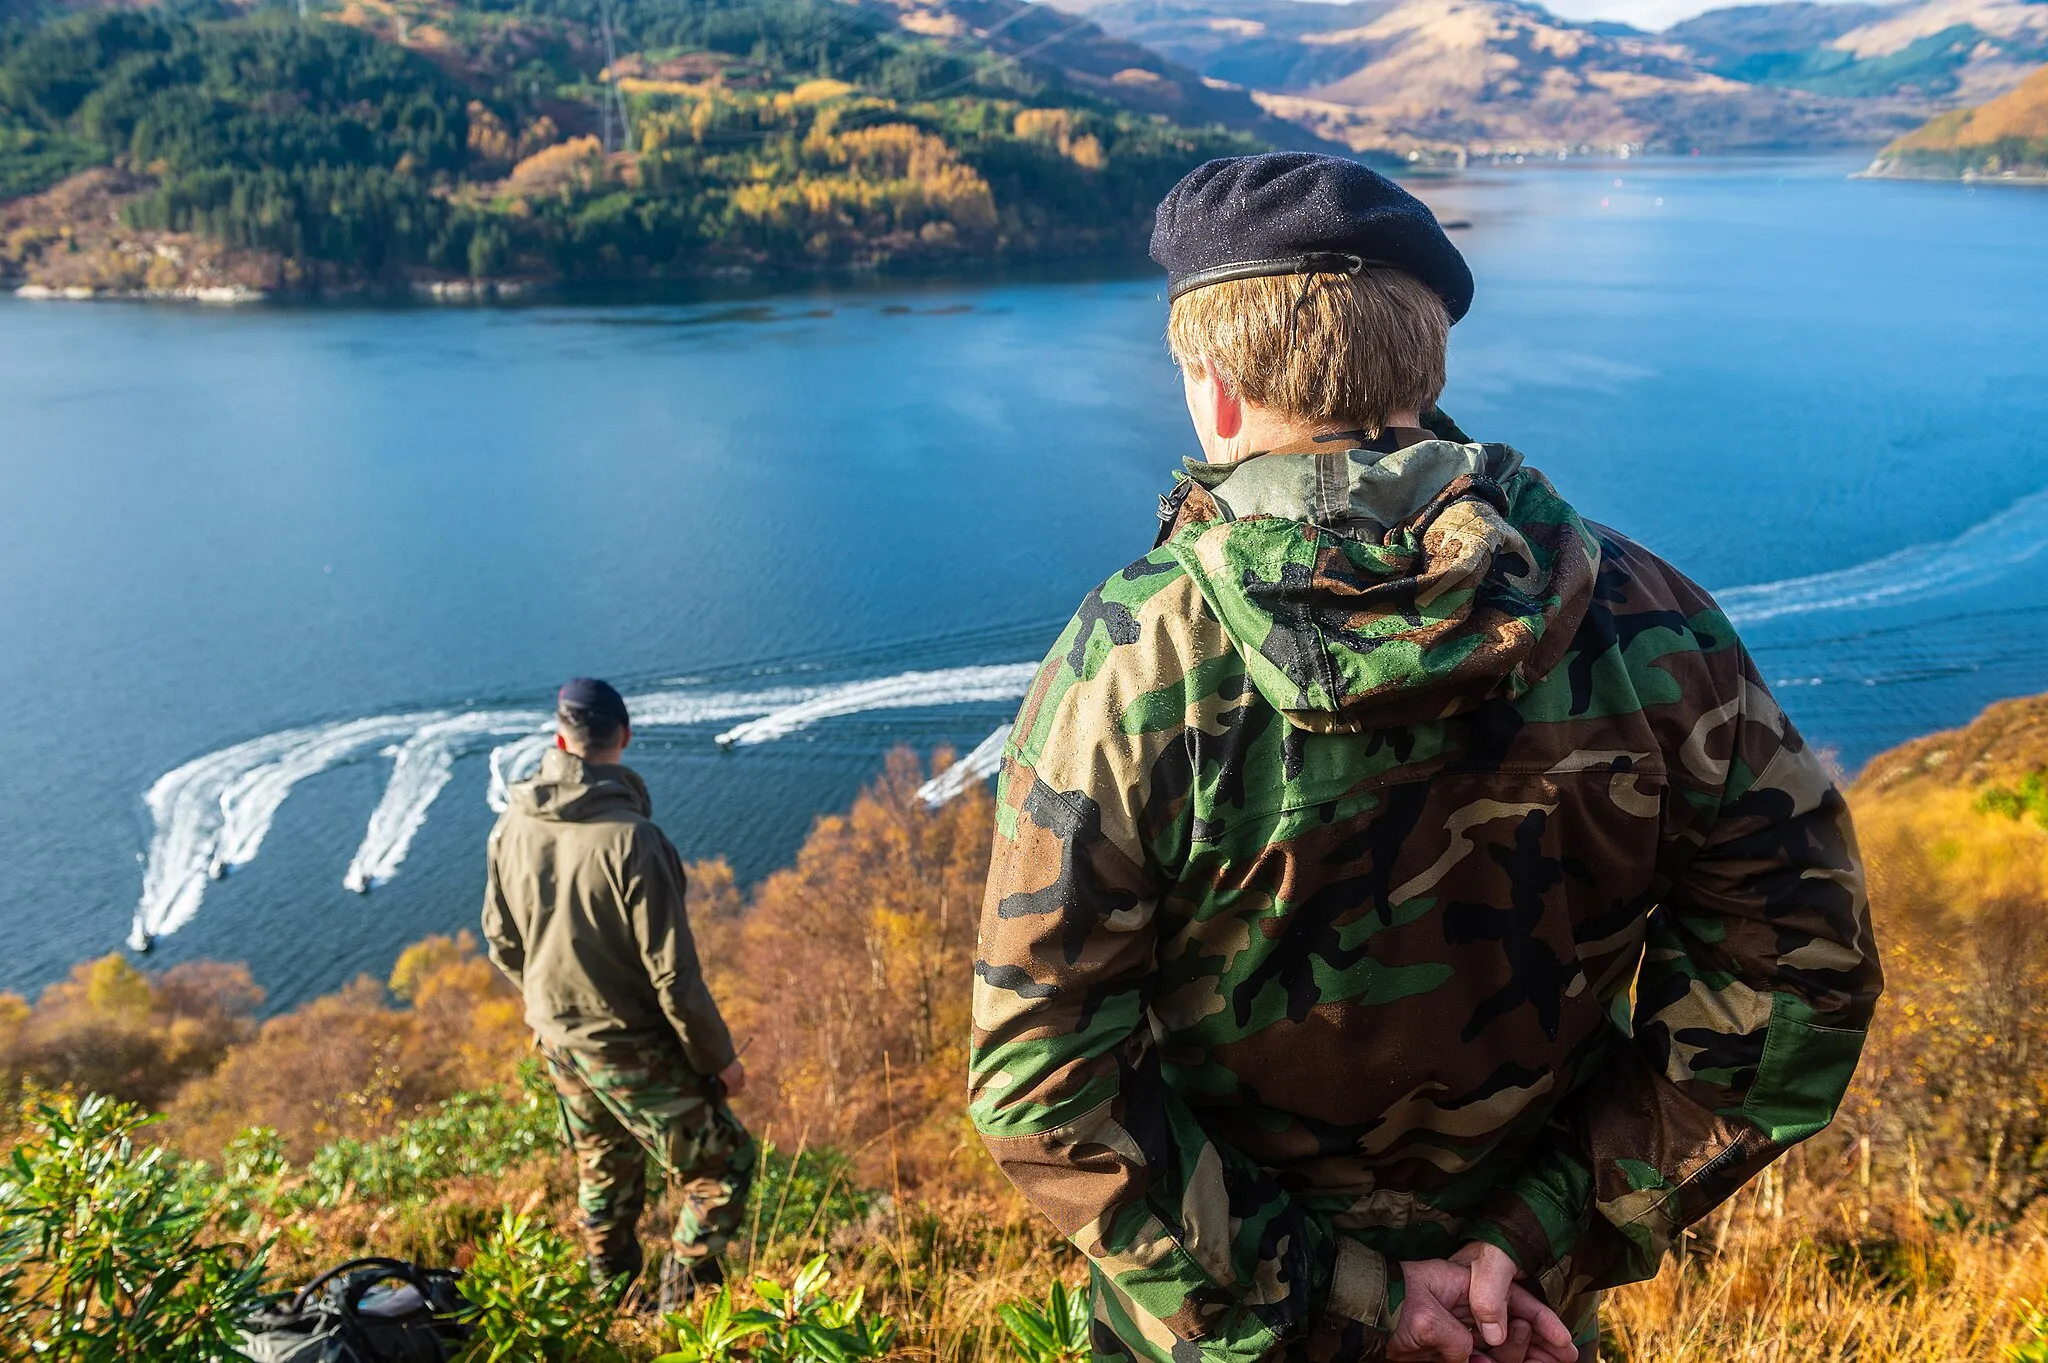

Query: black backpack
left=238, top=1257, right=471, bottom=1363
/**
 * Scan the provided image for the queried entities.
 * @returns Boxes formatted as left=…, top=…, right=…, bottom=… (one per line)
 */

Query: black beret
left=559, top=677, right=629, bottom=725
left=1149, top=152, right=1474, bottom=323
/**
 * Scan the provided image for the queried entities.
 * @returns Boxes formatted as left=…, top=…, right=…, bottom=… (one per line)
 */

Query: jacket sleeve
left=1467, top=648, right=1883, bottom=1299
left=480, top=827, right=525, bottom=994
left=626, top=833, right=737, bottom=1077
left=969, top=611, right=1392, bottom=1363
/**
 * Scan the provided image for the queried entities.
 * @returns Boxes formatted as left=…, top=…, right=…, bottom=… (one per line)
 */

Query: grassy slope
left=10, top=696, right=2048, bottom=1356
left=1871, top=59, right=2048, bottom=174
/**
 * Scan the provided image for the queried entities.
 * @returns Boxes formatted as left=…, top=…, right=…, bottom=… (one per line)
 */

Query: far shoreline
left=1, top=152, right=1896, bottom=313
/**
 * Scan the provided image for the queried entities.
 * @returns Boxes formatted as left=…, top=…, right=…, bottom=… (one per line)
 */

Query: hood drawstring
left=1155, top=481, right=1195, bottom=548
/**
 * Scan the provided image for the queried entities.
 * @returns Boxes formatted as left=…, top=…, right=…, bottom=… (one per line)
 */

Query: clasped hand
left=1389, top=1243, right=1577, bottom=1363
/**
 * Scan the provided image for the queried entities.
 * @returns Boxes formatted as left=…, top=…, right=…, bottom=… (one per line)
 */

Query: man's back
left=485, top=746, right=728, bottom=1069
left=969, top=439, right=1880, bottom=1358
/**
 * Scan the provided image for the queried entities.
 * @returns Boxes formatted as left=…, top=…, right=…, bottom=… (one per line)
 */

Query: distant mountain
left=1074, top=0, right=1928, bottom=152
left=1667, top=0, right=2048, bottom=103
left=1864, top=58, right=2048, bottom=176
left=855, top=0, right=1339, bottom=147
left=1663, top=2, right=1894, bottom=67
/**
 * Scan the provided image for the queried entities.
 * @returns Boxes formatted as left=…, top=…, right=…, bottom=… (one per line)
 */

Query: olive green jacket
left=482, top=747, right=735, bottom=1074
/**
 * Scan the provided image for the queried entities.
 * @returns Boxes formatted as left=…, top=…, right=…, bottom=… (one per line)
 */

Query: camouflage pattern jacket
left=967, top=433, right=1881, bottom=1362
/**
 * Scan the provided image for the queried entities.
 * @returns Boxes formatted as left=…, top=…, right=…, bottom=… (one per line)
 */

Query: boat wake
left=129, top=667, right=1034, bottom=951
left=129, top=482, right=2048, bottom=953
left=714, top=665, right=1038, bottom=747
left=1717, top=486, right=2048, bottom=626
left=918, top=725, right=1013, bottom=808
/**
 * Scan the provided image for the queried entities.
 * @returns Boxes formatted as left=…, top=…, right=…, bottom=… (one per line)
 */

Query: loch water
left=3, top=155, right=2045, bottom=1005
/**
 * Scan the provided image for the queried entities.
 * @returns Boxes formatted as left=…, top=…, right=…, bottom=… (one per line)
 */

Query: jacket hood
left=1160, top=439, right=1599, bottom=730
left=510, top=747, right=653, bottom=822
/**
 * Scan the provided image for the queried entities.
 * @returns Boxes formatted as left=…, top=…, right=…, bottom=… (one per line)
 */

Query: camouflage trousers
left=542, top=1042, right=756, bottom=1276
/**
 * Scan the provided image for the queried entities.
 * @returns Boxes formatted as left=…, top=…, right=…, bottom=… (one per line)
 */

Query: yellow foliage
left=729, top=122, right=997, bottom=248
left=618, top=77, right=704, bottom=97
left=465, top=100, right=515, bottom=164
left=390, top=932, right=471, bottom=1003
left=83, top=954, right=151, bottom=1015
left=516, top=115, right=561, bottom=158
left=1, top=957, right=260, bottom=1110
left=505, top=135, right=607, bottom=200
left=790, top=78, right=856, bottom=105
left=706, top=748, right=997, bottom=1188
left=163, top=933, right=521, bottom=1160
left=1012, top=107, right=1071, bottom=143
left=1013, top=107, right=1105, bottom=170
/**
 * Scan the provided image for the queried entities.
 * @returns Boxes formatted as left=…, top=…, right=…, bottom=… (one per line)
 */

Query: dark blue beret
left=559, top=677, right=629, bottom=725
left=1149, top=152, right=1473, bottom=323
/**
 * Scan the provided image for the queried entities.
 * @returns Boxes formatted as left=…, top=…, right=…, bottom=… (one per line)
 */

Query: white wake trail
left=213, top=716, right=428, bottom=875
left=366, top=685, right=825, bottom=881
left=135, top=732, right=305, bottom=950
left=480, top=686, right=821, bottom=812
left=1718, top=486, right=2048, bottom=626
left=627, top=684, right=818, bottom=728
left=344, top=711, right=545, bottom=892
left=487, top=734, right=555, bottom=814
left=714, top=664, right=1039, bottom=747
left=918, top=724, right=1012, bottom=807
left=133, top=718, right=421, bottom=949
left=135, top=668, right=1036, bottom=944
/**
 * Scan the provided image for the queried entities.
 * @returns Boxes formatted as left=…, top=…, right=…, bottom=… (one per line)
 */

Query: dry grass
left=1603, top=1188, right=2048, bottom=1361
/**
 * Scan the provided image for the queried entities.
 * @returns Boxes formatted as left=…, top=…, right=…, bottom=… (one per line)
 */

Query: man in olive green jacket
left=483, top=678, right=753, bottom=1307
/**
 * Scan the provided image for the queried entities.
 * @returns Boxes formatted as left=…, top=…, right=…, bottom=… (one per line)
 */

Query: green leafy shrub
left=658, top=1280, right=768, bottom=1363
left=997, top=1280, right=1090, bottom=1363
left=661, top=1254, right=895, bottom=1363
left=301, top=1073, right=558, bottom=1207
left=456, top=1208, right=626, bottom=1362
left=200, top=1063, right=559, bottom=1223
left=0, top=1093, right=270, bottom=1361
left=1976, top=772, right=2048, bottom=829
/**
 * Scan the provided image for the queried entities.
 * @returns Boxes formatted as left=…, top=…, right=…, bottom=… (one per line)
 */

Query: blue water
left=2, top=155, right=2044, bottom=1007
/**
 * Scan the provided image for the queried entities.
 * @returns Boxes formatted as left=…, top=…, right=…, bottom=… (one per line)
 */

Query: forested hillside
left=0, top=0, right=1267, bottom=296
left=1865, top=59, right=2048, bottom=178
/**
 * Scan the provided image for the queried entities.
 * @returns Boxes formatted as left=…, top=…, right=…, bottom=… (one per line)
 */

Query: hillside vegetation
left=1866, top=59, right=2048, bottom=177
left=8, top=709, right=2048, bottom=1356
left=0, top=0, right=1264, bottom=297
left=1668, top=0, right=2048, bottom=102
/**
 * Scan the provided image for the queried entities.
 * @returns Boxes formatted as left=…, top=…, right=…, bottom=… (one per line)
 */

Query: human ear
left=1204, top=356, right=1243, bottom=442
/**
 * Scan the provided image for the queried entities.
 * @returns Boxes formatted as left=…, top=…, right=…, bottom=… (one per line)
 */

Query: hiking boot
left=587, top=1242, right=644, bottom=1300
left=657, top=1255, right=724, bottom=1314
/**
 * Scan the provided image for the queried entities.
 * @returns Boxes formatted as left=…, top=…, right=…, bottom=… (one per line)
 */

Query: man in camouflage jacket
left=968, top=154, right=1881, bottom=1363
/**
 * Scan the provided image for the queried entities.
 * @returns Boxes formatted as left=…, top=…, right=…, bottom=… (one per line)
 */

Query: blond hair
left=1165, top=268, right=1450, bottom=432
